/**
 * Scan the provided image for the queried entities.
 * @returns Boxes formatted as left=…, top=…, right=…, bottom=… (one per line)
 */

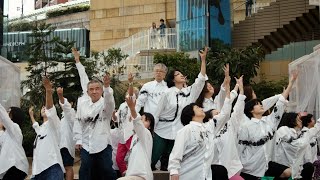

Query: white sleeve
left=73, top=109, right=83, bottom=145
left=45, top=106, right=60, bottom=130
left=60, top=98, right=76, bottom=123
left=168, top=128, right=189, bottom=175
left=266, top=95, right=288, bottom=130
left=213, top=97, right=232, bottom=134
left=102, top=87, right=115, bottom=120
left=189, top=73, right=207, bottom=102
left=32, top=122, right=41, bottom=134
left=213, top=85, right=226, bottom=111
left=237, top=124, right=249, bottom=156
left=135, top=84, right=149, bottom=113
left=75, top=62, right=90, bottom=96
left=132, top=115, right=149, bottom=145
left=262, top=94, right=281, bottom=112
left=0, top=104, right=23, bottom=143
left=229, top=94, right=246, bottom=134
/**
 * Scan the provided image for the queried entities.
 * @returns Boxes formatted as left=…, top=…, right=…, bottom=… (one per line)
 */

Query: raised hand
left=57, top=87, right=65, bottom=104
left=126, top=96, right=137, bottom=119
left=290, top=69, right=298, bottom=82
left=43, top=77, right=52, bottom=91
left=29, top=106, right=34, bottom=116
left=103, top=73, right=111, bottom=88
left=235, top=75, right=244, bottom=94
left=128, top=73, right=134, bottom=83
left=223, top=63, right=230, bottom=77
left=199, top=46, right=209, bottom=60
left=57, top=87, right=63, bottom=96
left=71, top=47, right=80, bottom=63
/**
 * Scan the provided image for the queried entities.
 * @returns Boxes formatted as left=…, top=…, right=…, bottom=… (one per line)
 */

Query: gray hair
left=154, top=63, right=168, bottom=74
left=87, top=78, right=103, bottom=89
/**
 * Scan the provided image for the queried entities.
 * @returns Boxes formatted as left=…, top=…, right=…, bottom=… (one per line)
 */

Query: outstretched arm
left=72, top=47, right=90, bottom=95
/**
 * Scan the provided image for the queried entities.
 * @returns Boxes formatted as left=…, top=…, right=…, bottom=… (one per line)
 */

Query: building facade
left=89, top=0, right=176, bottom=52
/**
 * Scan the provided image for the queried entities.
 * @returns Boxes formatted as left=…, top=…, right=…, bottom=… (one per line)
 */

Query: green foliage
left=46, top=5, right=90, bottom=18
left=87, top=48, right=130, bottom=108
left=253, top=78, right=288, bottom=100
left=20, top=23, right=97, bottom=156
left=8, top=20, right=35, bottom=32
left=206, top=39, right=265, bottom=85
left=153, top=52, right=200, bottom=84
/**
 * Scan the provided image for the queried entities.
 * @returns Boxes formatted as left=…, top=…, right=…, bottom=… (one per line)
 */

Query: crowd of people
left=0, top=46, right=319, bottom=180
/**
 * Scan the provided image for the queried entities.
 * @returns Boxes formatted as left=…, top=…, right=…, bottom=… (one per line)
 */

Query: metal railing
left=111, top=28, right=177, bottom=58
left=107, top=28, right=177, bottom=79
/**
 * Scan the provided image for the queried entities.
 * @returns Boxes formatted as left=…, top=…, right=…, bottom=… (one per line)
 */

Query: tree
left=206, top=39, right=265, bottom=85
left=89, top=48, right=131, bottom=108
left=153, top=52, right=201, bottom=85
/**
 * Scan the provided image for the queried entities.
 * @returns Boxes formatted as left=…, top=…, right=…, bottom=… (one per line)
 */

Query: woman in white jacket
left=118, top=95, right=154, bottom=180
left=0, top=104, right=28, bottom=180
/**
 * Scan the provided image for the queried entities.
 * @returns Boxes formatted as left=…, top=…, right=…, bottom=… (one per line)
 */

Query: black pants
left=211, top=165, right=228, bottom=180
left=265, top=161, right=290, bottom=180
left=2, top=166, right=27, bottom=180
left=301, top=162, right=314, bottom=180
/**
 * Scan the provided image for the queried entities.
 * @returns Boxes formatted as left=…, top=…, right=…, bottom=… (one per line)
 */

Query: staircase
left=232, top=0, right=320, bottom=53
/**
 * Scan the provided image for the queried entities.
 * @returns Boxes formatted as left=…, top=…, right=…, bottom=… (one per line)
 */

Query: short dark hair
left=9, top=107, right=25, bottom=127
left=181, top=103, right=197, bottom=126
left=160, top=19, right=164, bottom=22
left=244, top=99, right=262, bottom=119
left=166, top=69, right=182, bottom=88
left=143, top=112, right=155, bottom=135
left=278, top=112, right=298, bottom=129
left=301, top=114, right=314, bottom=127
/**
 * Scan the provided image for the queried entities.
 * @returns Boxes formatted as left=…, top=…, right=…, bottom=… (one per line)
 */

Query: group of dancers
left=0, top=46, right=319, bottom=180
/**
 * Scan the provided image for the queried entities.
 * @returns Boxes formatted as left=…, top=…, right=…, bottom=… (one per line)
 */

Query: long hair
left=195, top=81, right=210, bottom=108
left=143, top=112, right=155, bottom=135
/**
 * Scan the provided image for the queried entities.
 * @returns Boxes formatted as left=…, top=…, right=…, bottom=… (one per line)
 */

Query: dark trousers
left=79, top=145, right=116, bottom=180
left=151, top=133, right=174, bottom=171
left=2, top=166, right=27, bottom=180
left=31, top=164, right=63, bottom=180
left=211, top=165, right=228, bottom=180
left=301, top=162, right=314, bottom=180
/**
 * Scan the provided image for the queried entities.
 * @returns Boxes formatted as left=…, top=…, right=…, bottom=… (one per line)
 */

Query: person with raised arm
left=57, top=87, right=76, bottom=180
left=151, top=47, right=208, bottom=171
left=118, top=90, right=154, bottom=180
left=30, top=77, right=65, bottom=180
left=0, top=105, right=28, bottom=180
left=237, top=71, right=298, bottom=180
left=72, top=48, right=116, bottom=180
left=168, top=73, right=232, bottom=180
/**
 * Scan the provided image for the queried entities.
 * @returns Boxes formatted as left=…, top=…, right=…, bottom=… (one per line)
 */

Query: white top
left=110, top=128, right=122, bottom=170
left=237, top=95, right=288, bottom=177
left=115, top=102, right=134, bottom=143
left=303, top=129, right=319, bottom=163
left=154, top=73, right=207, bottom=140
left=135, top=80, right=168, bottom=116
left=59, top=98, right=76, bottom=158
left=202, top=85, right=226, bottom=112
left=168, top=100, right=232, bottom=180
left=125, top=115, right=153, bottom=180
left=73, top=62, right=115, bottom=154
left=273, top=124, right=320, bottom=179
left=32, top=106, right=65, bottom=175
left=211, top=93, right=246, bottom=178
left=0, top=104, right=28, bottom=178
